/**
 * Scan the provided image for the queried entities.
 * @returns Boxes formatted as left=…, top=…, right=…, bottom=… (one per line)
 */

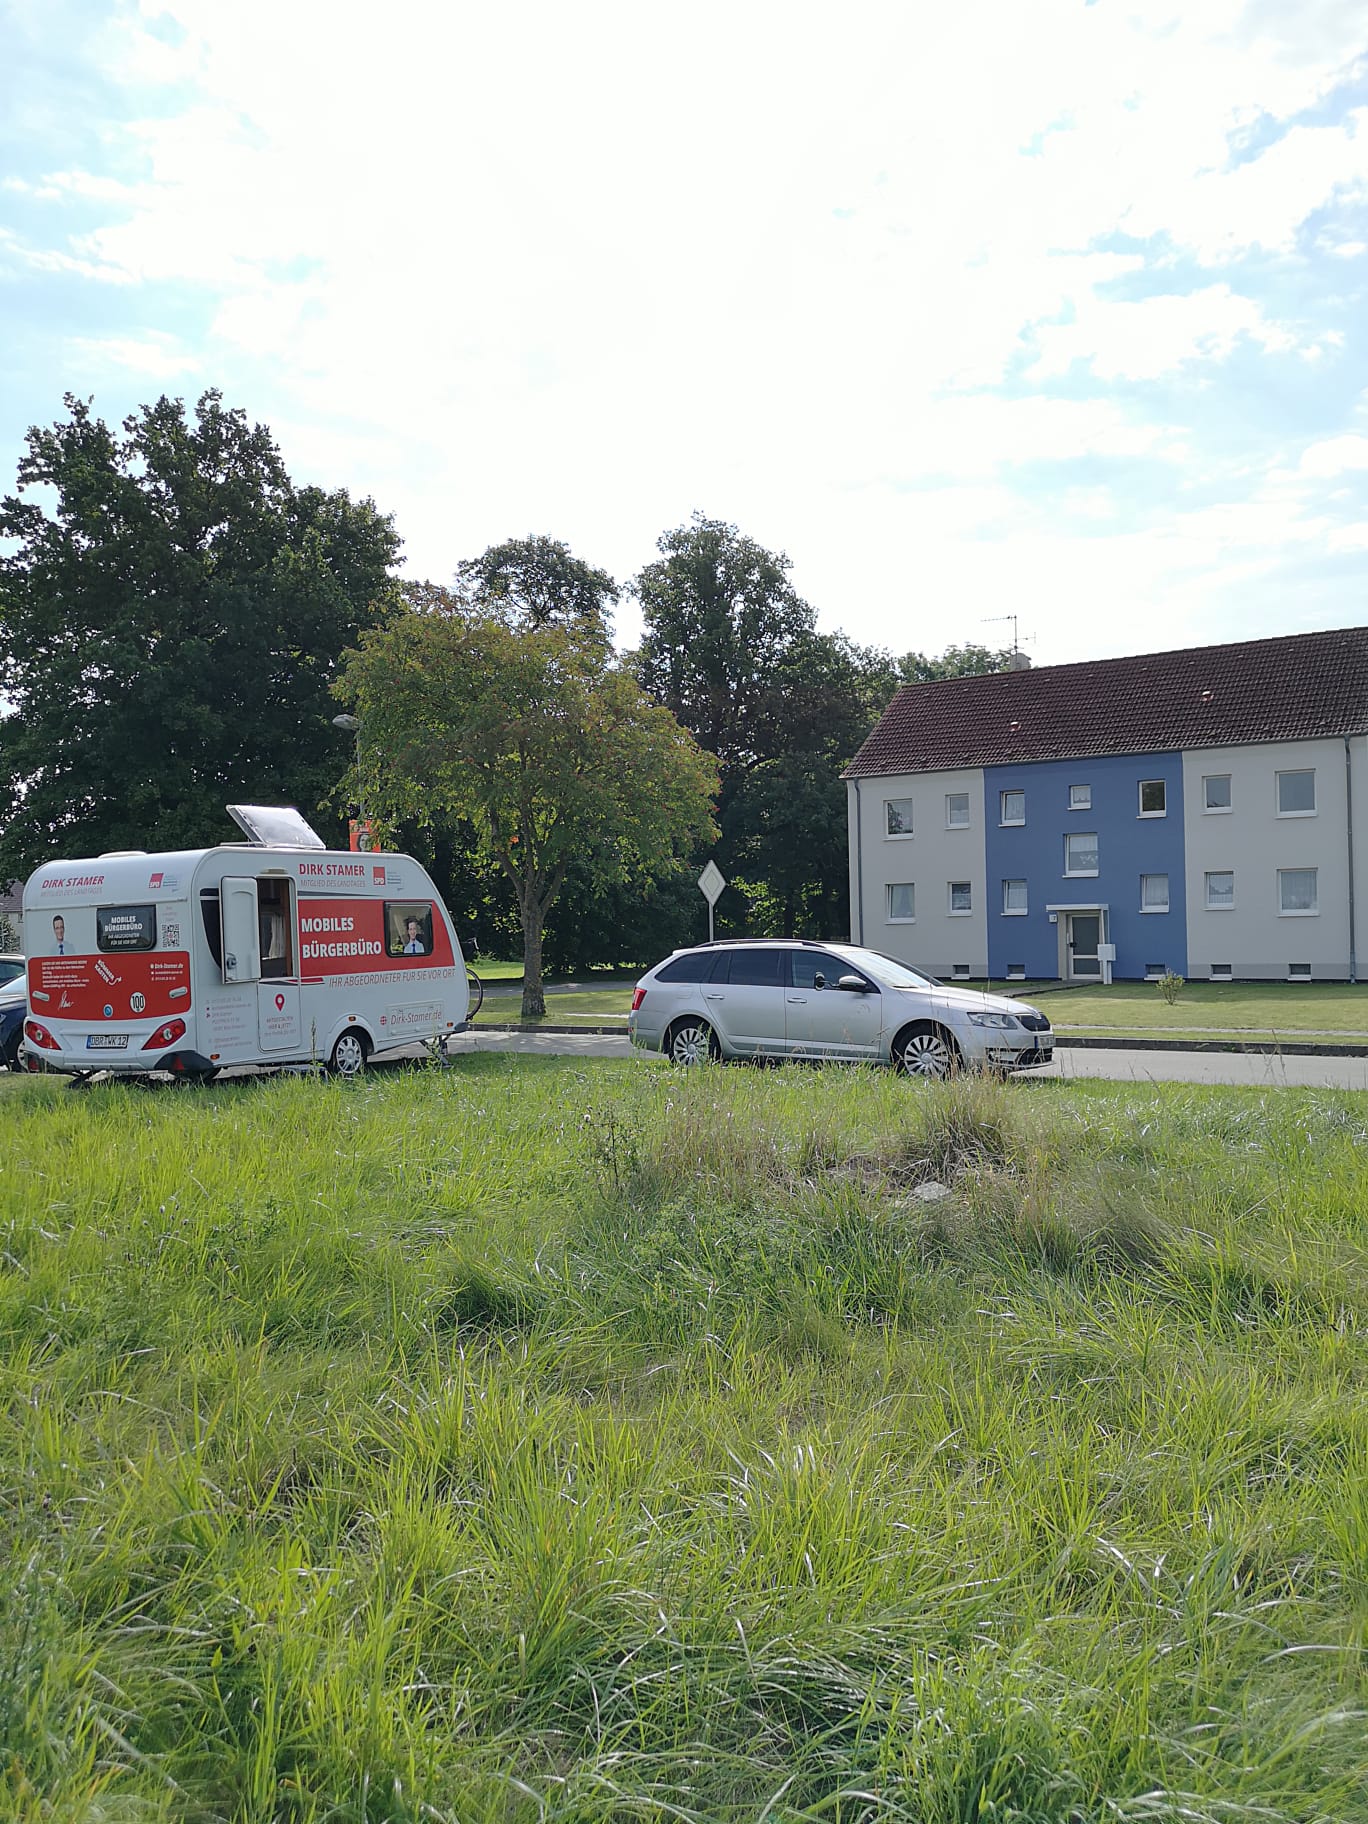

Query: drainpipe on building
left=1346, top=735, right=1358, bottom=984
left=853, top=779, right=867, bottom=944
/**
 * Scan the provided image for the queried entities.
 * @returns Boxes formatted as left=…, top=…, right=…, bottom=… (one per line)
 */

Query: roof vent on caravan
left=225, top=805, right=327, bottom=850
left=99, top=849, right=149, bottom=857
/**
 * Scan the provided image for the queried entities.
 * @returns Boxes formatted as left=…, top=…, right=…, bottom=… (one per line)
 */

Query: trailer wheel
left=330, top=1030, right=370, bottom=1078
left=465, top=969, right=485, bottom=1018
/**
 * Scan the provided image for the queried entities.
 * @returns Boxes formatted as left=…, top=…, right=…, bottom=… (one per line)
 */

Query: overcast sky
left=2, top=0, right=1367, bottom=661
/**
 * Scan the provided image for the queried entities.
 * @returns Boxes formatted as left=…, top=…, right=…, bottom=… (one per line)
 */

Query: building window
left=886, top=882, right=915, bottom=922
left=1205, top=870, right=1235, bottom=910
left=1140, top=873, right=1169, bottom=912
left=1209, top=963, right=1233, bottom=981
left=1276, top=770, right=1316, bottom=816
left=1005, top=963, right=1026, bottom=980
left=1203, top=774, right=1232, bottom=812
left=945, top=792, right=970, bottom=829
left=999, top=789, right=1025, bottom=826
left=1002, top=878, right=1028, bottom=916
left=1138, top=779, right=1167, bottom=817
left=1278, top=867, right=1318, bottom=915
left=1068, top=783, right=1091, bottom=811
left=948, top=881, right=972, bottom=915
left=1064, top=832, right=1099, bottom=876
left=885, top=797, right=914, bottom=837
left=952, top=963, right=972, bottom=980
left=1288, top=962, right=1313, bottom=981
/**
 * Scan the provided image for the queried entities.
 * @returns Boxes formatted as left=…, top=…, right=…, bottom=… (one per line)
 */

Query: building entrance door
left=1067, top=912, right=1102, bottom=981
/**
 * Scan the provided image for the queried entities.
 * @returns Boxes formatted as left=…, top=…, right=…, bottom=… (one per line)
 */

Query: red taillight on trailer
left=630, top=988, right=646, bottom=1012
left=143, top=1019, right=187, bottom=1050
left=23, top=1019, right=59, bottom=1051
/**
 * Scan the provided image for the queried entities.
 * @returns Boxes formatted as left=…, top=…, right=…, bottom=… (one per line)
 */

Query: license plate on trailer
left=85, top=1034, right=129, bottom=1050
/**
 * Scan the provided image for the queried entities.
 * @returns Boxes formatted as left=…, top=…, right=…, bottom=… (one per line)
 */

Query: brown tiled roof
left=845, top=625, right=1368, bottom=778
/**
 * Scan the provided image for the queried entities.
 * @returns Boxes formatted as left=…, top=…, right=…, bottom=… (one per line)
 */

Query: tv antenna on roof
left=982, top=613, right=1033, bottom=653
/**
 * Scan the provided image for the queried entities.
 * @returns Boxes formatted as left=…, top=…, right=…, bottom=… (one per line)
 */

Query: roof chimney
left=1007, top=649, right=1031, bottom=671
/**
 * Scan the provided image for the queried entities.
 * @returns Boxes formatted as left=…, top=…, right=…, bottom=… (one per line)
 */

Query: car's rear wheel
left=666, top=1017, right=719, bottom=1066
left=893, top=1022, right=961, bottom=1078
left=330, top=1030, right=370, bottom=1078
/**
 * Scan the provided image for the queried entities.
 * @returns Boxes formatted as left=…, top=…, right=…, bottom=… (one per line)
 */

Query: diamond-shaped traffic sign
left=698, top=860, right=725, bottom=906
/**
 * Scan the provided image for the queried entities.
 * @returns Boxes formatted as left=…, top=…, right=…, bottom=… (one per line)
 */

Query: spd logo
left=372, top=865, right=386, bottom=885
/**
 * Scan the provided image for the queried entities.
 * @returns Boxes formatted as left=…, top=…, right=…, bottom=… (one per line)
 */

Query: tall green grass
left=1, top=1060, right=1365, bottom=1821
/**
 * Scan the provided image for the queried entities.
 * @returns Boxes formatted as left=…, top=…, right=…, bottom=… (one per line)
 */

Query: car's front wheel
left=666, top=1017, right=719, bottom=1066
left=893, top=1022, right=961, bottom=1078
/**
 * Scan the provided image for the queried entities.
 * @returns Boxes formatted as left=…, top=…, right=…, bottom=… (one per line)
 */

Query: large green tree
left=337, top=577, right=717, bottom=1016
left=0, top=391, right=398, bottom=884
left=633, top=515, right=896, bottom=936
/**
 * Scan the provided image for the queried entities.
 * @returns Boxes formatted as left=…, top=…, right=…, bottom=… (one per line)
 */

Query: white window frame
left=1139, top=873, right=1169, bottom=913
left=1204, top=870, right=1235, bottom=911
left=1068, top=783, right=1091, bottom=811
left=945, top=792, right=971, bottom=830
left=884, top=797, right=915, bottom=839
left=947, top=881, right=972, bottom=916
left=1202, top=774, right=1232, bottom=814
left=1001, top=878, right=1028, bottom=917
left=1277, top=867, right=1319, bottom=916
left=1138, top=779, right=1167, bottom=818
left=886, top=882, right=916, bottom=923
left=1064, top=832, right=1099, bottom=878
left=999, top=789, right=1025, bottom=826
left=1276, top=770, right=1316, bottom=818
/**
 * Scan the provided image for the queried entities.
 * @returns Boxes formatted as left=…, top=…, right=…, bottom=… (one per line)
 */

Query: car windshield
left=837, top=947, right=941, bottom=989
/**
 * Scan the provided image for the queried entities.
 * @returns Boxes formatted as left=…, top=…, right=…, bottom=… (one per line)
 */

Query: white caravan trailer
left=21, top=806, right=470, bottom=1079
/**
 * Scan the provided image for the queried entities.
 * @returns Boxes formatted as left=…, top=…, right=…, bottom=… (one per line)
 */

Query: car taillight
left=143, top=1019, right=186, bottom=1050
left=23, top=1019, right=60, bottom=1051
left=630, top=988, right=646, bottom=1012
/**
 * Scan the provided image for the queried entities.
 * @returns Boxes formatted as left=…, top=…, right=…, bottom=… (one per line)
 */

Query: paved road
left=432, top=1029, right=1368, bottom=1090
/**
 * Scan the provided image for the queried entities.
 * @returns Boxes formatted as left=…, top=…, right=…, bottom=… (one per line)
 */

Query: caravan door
left=222, top=874, right=303, bottom=1053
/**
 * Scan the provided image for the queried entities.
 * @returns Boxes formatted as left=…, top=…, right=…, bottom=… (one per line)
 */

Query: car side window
left=657, top=951, right=720, bottom=983
left=722, top=948, right=786, bottom=988
left=791, top=950, right=847, bottom=990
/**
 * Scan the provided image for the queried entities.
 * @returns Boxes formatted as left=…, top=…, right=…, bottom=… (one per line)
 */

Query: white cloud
left=3, top=0, right=1367, bottom=662
left=1297, top=433, right=1368, bottom=476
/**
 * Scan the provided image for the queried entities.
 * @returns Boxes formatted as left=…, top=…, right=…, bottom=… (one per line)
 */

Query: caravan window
left=97, top=905, right=156, bottom=952
left=386, top=902, right=434, bottom=957
left=200, top=890, right=224, bottom=967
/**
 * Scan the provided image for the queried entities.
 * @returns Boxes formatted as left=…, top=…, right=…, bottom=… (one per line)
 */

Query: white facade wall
left=847, top=767, right=988, bottom=976
left=1181, top=736, right=1367, bottom=980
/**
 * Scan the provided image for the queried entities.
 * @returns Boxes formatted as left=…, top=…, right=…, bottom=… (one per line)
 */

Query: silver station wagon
left=628, top=940, right=1053, bottom=1076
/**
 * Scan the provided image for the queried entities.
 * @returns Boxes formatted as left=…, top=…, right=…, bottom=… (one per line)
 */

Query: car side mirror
left=837, top=974, right=870, bottom=992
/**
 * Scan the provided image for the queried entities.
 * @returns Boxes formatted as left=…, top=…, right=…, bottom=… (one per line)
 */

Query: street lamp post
left=332, top=714, right=362, bottom=820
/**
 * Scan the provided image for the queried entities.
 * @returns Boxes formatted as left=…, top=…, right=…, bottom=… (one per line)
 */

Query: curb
left=1053, top=1034, right=1368, bottom=1058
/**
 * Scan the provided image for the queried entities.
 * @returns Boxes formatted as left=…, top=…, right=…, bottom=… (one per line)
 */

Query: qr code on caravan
left=161, top=923, right=180, bottom=947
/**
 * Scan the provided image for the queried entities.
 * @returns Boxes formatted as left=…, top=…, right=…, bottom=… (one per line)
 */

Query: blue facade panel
left=982, top=752, right=1187, bottom=980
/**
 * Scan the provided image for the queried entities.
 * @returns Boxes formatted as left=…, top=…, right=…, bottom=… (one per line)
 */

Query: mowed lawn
left=2, top=1060, right=1367, bottom=1822
left=1037, top=980, right=1368, bottom=1038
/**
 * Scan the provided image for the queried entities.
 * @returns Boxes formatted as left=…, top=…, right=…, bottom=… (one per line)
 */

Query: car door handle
left=704, top=991, right=723, bottom=1001
left=787, top=995, right=808, bottom=1003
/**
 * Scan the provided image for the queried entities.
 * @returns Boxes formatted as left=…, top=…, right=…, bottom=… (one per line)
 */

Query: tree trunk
left=521, top=897, right=546, bottom=1019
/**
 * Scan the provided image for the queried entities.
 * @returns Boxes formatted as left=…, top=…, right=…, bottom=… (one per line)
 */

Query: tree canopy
left=0, top=391, right=398, bottom=884
left=338, top=576, right=717, bottom=1015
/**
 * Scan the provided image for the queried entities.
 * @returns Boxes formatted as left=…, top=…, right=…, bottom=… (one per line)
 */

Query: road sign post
left=698, top=859, right=725, bottom=944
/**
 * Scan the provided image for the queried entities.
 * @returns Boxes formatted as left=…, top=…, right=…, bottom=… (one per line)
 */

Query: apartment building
left=845, top=626, right=1368, bottom=982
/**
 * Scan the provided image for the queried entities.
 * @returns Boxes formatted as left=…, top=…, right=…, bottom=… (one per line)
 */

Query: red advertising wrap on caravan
left=297, top=898, right=456, bottom=976
left=28, top=952, right=192, bottom=1022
